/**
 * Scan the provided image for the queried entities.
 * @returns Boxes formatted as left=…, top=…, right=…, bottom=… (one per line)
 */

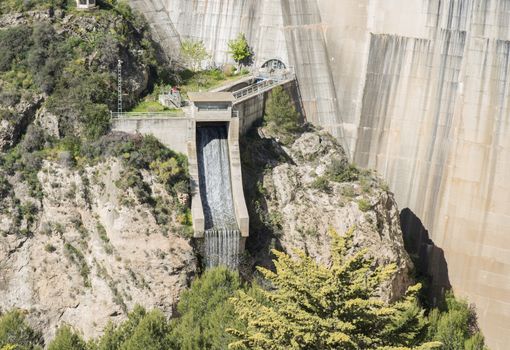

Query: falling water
left=196, top=126, right=240, bottom=269
left=204, top=229, right=240, bottom=269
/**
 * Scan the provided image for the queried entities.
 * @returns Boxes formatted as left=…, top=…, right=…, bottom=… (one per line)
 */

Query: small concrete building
left=188, top=92, right=235, bottom=121
left=76, top=0, right=96, bottom=10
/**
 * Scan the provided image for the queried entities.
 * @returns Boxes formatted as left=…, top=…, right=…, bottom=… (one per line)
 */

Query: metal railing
left=111, top=111, right=186, bottom=119
left=232, top=70, right=296, bottom=101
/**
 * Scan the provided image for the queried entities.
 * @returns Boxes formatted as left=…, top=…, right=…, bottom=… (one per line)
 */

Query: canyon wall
left=128, top=0, right=510, bottom=348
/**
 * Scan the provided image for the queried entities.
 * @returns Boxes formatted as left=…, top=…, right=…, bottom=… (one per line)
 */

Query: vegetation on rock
left=427, top=293, right=488, bottom=350
left=0, top=234, right=488, bottom=349
left=169, top=267, right=245, bottom=350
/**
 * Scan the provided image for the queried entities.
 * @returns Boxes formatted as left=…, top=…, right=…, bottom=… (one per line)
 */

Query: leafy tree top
left=228, top=227, right=442, bottom=350
left=227, top=33, right=252, bottom=66
left=180, top=39, right=210, bottom=72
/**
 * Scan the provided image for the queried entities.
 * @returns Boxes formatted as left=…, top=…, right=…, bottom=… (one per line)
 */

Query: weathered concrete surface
left=318, top=2, right=510, bottom=348
left=228, top=117, right=249, bottom=237
left=130, top=0, right=510, bottom=347
left=112, top=117, right=190, bottom=154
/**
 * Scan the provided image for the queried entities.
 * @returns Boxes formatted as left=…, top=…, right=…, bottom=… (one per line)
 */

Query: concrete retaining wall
left=228, top=118, right=249, bottom=237
left=112, top=117, right=190, bottom=155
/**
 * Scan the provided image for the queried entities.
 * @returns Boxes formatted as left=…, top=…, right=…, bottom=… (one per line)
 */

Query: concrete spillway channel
left=112, top=70, right=297, bottom=269
left=187, top=92, right=249, bottom=269
left=196, top=125, right=241, bottom=269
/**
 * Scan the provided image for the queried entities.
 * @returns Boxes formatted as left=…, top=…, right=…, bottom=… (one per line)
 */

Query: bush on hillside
left=426, top=293, right=488, bottom=350
left=47, top=326, right=87, bottom=350
left=0, top=310, right=43, bottom=350
left=169, top=267, right=245, bottom=350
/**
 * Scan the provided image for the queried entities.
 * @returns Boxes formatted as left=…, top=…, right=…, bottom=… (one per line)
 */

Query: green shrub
left=48, top=325, right=87, bottom=350
left=0, top=26, right=32, bottom=72
left=325, top=158, right=360, bottom=183
left=180, top=39, right=210, bottom=72
left=0, top=310, right=43, bottom=350
left=0, top=173, right=12, bottom=199
left=227, top=33, right=252, bottom=67
left=427, top=293, right=488, bottom=350
left=96, top=223, right=113, bottom=255
left=264, top=86, right=300, bottom=134
left=311, top=176, right=331, bottom=193
left=83, top=104, right=111, bottom=140
left=64, top=242, right=91, bottom=287
left=170, top=267, right=245, bottom=350
left=44, top=243, right=57, bottom=253
left=357, top=198, right=371, bottom=212
left=95, top=306, right=173, bottom=350
left=21, top=124, right=46, bottom=153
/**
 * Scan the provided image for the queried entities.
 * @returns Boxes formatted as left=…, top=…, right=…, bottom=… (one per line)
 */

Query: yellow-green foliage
left=180, top=39, right=210, bottom=72
left=227, top=33, right=251, bottom=66
left=228, top=228, right=442, bottom=350
left=150, top=158, right=184, bottom=185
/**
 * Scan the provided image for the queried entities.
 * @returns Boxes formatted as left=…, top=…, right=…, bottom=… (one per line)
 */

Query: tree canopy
left=0, top=310, right=43, bottom=350
left=180, top=39, right=210, bottom=72
left=227, top=33, right=252, bottom=67
left=170, top=267, right=245, bottom=350
left=227, top=228, right=442, bottom=350
left=264, top=85, right=300, bottom=133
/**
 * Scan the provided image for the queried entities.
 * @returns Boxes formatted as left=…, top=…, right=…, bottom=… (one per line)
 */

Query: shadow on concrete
left=400, top=208, right=452, bottom=309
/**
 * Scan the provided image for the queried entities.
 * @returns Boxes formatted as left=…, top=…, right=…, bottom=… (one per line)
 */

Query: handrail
left=232, top=72, right=296, bottom=101
left=111, top=111, right=185, bottom=119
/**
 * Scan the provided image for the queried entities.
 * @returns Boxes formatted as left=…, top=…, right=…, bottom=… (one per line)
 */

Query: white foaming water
left=197, top=126, right=240, bottom=269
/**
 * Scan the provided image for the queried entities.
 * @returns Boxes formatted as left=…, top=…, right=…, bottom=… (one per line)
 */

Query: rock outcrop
left=243, top=129, right=413, bottom=301
left=0, top=158, right=197, bottom=341
left=0, top=96, right=43, bottom=151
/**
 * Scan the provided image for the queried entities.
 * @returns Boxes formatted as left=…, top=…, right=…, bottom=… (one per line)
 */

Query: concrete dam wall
left=128, top=0, right=510, bottom=348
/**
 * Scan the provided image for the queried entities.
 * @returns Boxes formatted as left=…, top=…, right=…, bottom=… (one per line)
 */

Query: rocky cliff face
left=0, top=157, right=197, bottom=341
left=242, top=129, right=413, bottom=301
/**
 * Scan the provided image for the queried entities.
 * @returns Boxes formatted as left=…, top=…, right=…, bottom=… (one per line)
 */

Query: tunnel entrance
left=261, top=58, right=286, bottom=70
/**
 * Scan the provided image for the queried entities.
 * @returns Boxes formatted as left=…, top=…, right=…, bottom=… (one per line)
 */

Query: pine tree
left=48, top=326, right=87, bottom=350
left=93, top=306, right=173, bottom=350
left=0, top=310, right=43, bottom=350
left=169, top=267, right=245, bottom=350
left=426, top=293, right=488, bottom=350
left=227, top=228, right=442, bottom=350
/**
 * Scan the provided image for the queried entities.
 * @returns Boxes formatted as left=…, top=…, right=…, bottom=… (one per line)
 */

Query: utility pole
left=117, top=60, right=123, bottom=115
